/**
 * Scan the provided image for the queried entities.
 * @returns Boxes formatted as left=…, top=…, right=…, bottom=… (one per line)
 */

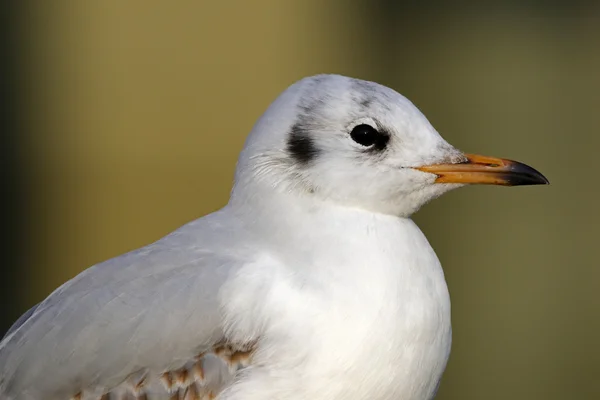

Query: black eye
left=349, top=124, right=389, bottom=150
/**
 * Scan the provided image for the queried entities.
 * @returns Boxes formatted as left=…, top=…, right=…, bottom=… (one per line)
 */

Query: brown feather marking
left=213, top=342, right=233, bottom=358
left=174, top=367, right=190, bottom=387
left=136, top=376, right=146, bottom=391
left=214, top=342, right=255, bottom=365
left=192, top=360, right=205, bottom=382
left=129, top=374, right=146, bottom=395
left=183, top=383, right=200, bottom=400
left=76, top=340, right=258, bottom=400
left=211, top=340, right=257, bottom=375
left=161, top=371, right=174, bottom=392
left=230, top=349, right=253, bottom=365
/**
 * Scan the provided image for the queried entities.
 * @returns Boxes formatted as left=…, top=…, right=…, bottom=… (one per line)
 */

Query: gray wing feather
left=2, top=304, right=39, bottom=340
left=0, top=210, right=252, bottom=399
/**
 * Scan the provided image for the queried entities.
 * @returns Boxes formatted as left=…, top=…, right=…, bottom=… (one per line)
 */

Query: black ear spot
left=349, top=124, right=389, bottom=151
left=287, top=122, right=319, bottom=165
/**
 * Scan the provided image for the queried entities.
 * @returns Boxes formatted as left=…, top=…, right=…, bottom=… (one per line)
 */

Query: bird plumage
left=0, top=74, right=546, bottom=400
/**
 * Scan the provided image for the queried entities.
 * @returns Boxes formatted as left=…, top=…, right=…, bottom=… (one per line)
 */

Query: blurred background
left=1, top=1, right=599, bottom=399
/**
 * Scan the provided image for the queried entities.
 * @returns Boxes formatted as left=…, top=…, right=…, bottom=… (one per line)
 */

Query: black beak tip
left=506, top=161, right=549, bottom=186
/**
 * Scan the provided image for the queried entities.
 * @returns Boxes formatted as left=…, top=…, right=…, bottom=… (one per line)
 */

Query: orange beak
left=416, top=154, right=549, bottom=186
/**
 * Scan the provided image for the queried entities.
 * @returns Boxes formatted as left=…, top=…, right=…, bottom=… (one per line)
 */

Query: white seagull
left=0, top=74, right=548, bottom=400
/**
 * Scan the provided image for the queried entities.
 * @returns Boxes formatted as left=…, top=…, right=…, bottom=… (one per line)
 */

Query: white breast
left=220, top=215, right=452, bottom=400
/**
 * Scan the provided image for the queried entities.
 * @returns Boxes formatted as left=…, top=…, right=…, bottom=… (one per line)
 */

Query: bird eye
left=350, top=124, right=385, bottom=148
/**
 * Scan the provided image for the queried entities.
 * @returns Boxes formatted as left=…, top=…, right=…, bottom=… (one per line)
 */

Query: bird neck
left=228, top=182, right=427, bottom=260
left=226, top=183, right=449, bottom=320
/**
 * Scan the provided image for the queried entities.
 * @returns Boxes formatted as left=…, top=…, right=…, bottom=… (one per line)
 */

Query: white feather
left=0, top=74, right=464, bottom=400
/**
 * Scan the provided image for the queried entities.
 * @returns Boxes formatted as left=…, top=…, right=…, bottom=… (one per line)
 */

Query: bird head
left=233, top=74, right=548, bottom=217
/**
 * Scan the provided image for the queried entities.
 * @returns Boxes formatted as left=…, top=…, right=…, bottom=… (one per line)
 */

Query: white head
left=232, top=74, right=547, bottom=217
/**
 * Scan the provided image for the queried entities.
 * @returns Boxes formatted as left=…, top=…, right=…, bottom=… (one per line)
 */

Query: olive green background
left=2, top=1, right=599, bottom=399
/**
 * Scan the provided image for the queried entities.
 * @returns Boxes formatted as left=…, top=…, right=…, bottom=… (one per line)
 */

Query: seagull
left=0, top=74, right=548, bottom=400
